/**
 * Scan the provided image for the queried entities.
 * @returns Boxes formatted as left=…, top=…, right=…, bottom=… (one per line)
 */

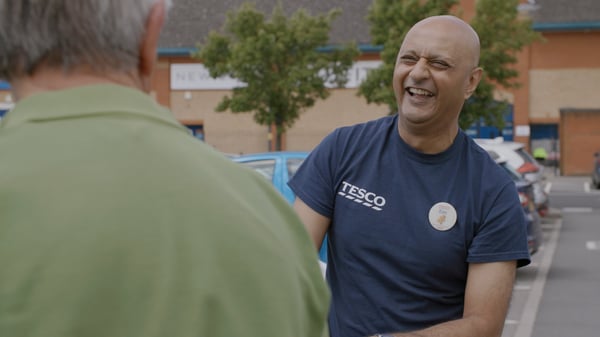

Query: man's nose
left=409, top=58, right=430, bottom=81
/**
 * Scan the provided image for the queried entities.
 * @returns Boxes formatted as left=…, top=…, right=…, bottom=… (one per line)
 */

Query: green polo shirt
left=0, top=84, right=329, bottom=337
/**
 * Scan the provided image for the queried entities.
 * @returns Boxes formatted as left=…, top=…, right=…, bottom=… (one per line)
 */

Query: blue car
left=231, top=151, right=307, bottom=203
left=232, top=151, right=328, bottom=262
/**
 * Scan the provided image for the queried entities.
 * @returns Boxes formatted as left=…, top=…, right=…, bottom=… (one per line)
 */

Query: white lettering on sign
left=323, top=60, right=383, bottom=88
left=170, top=61, right=383, bottom=90
left=170, top=64, right=246, bottom=90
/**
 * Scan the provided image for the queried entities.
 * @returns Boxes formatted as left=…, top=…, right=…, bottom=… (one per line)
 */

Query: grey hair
left=0, top=0, right=172, bottom=81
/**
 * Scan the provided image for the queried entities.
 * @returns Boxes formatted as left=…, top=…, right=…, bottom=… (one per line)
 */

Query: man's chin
left=400, top=106, right=434, bottom=124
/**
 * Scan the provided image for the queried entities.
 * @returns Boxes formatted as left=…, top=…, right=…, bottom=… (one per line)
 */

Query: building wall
left=170, top=89, right=267, bottom=154
left=530, top=69, right=600, bottom=121
left=527, top=31, right=600, bottom=123
left=286, top=89, right=389, bottom=151
left=162, top=54, right=390, bottom=154
left=559, top=110, right=600, bottom=175
left=524, top=31, right=600, bottom=173
left=152, top=5, right=600, bottom=175
left=168, top=86, right=389, bottom=154
left=151, top=60, right=171, bottom=108
left=530, top=31, right=600, bottom=70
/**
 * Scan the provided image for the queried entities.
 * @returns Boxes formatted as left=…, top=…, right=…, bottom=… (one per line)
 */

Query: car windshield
left=241, top=159, right=276, bottom=181
left=500, top=162, right=524, bottom=182
left=287, top=158, right=305, bottom=180
left=515, top=148, right=538, bottom=165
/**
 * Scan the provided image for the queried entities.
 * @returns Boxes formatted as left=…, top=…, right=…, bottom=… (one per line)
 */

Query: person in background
left=0, top=1, right=329, bottom=336
left=533, top=147, right=548, bottom=165
left=289, top=15, right=530, bottom=337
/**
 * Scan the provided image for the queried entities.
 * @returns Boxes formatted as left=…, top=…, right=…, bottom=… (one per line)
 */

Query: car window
left=515, top=148, right=538, bottom=165
left=500, top=162, right=524, bottom=182
left=287, top=158, right=305, bottom=180
left=486, top=150, right=500, bottom=161
left=494, top=147, right=525, bottom=169
left=241, top=159, right=276, bottom=181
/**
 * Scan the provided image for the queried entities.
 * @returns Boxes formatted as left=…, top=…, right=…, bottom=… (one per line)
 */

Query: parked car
left=489, top=151, right=543, bottom=255
left=231, top=151, right=328, bottom=262
left=230, top=151, right=306, bottom=203
left=593, top=152, right=600, bottom=189
left=474, top=137, right=549, bottom=217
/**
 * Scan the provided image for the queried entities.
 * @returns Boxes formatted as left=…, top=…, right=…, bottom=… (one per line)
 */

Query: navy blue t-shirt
left=288, top=115, right=530, bottom=337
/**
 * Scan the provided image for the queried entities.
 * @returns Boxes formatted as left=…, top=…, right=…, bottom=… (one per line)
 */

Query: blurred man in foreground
left=0, top=1, right=329, bottom=336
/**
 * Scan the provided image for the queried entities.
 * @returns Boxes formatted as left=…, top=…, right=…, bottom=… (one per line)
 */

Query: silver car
left=592, top=152, right=600, bottom=189
left=474, top=138, right=549, bottom=217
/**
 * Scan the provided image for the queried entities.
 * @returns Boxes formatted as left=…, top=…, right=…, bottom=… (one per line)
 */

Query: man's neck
left=10, top=66, right=145, bottom=102
left=397, top=123, right=459, bottom=155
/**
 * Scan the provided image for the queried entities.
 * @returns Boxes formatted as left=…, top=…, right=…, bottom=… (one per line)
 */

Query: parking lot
left=502, top=174, right=600, bottom=337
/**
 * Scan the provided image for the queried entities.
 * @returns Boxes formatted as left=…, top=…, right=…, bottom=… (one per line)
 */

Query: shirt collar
left=1, top=84, right=185, bottom=131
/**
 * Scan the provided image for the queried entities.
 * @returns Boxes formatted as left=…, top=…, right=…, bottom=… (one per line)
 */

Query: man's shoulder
left=331, top=115, right=396, bottom=141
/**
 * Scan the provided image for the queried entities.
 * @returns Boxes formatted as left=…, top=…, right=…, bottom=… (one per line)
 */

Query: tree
left=359, top=0, right=458, bottom=116
left=467, top=0, right=541, bottom=130
left=359, top=0, right=541, bottom=130
left=195, top=3, right=359, bottom=150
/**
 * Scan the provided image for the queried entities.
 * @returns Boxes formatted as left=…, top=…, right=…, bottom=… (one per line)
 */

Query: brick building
left=1, top=0, right=599, bottom=175
left=150, top=0, right=600, bottom=175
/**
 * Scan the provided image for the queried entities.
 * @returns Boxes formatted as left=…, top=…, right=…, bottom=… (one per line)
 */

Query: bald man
left=289, top=15, right=530, bottom=337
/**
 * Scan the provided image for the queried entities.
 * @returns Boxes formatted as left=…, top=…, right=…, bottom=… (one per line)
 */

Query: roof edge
left=559, top=108, right=600, bottom=113
left=158, top=47, right=197, bottom=57
left=533, top=21, right=600, bottom=32
left=158, top=44, right=383, bottom=56
left=317, top=44, right=383, bottom=53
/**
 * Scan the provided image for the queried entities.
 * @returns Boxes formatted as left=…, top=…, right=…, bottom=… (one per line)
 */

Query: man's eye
left=430, top=61, right=449, bottom=69
left=400, top=56, right=417, bottom=64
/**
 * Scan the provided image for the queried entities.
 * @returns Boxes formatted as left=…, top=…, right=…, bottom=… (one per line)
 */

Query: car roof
left=486, top=150, right=509, bottom=165
left=231, top=151, right=309, bottom=162
left=473, top=137, right=524, bottom=150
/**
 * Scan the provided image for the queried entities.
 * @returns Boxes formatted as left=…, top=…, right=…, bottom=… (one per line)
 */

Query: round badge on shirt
left=428, top=202, right=457, bottom=231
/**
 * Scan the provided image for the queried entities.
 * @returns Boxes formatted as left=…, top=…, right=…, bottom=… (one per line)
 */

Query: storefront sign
left=170, top=60, right=383, bottom=90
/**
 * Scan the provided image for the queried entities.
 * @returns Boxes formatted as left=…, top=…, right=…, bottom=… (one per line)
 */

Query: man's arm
left=374, top=260, right=517, bottom=337
left=293, top=197, right=331, bottom=251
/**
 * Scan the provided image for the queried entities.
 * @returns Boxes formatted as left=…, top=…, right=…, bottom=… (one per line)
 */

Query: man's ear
left=464, top=67, right=483, bottom=100
left=139, top=0, right=166, bottom=92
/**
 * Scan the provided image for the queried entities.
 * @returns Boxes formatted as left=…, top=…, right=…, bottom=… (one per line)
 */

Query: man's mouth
left=406, top=87, right=434, bottom=97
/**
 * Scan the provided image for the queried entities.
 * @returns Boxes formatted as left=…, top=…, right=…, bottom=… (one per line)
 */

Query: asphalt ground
left=502, top=171, right=600, bottom=337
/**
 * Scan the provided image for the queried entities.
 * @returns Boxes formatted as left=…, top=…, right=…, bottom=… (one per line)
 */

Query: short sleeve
left=288, top=130, right=340, bottom=218
left=467, top=181, right=531, bottom=267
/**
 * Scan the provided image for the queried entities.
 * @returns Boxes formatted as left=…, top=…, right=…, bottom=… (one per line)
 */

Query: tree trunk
left=275, top=125, right=283, bottom=151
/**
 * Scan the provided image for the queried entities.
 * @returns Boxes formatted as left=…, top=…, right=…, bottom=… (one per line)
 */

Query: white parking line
left=544, top=182, right=552, bottom=195
left=562, top=207, right=593, bottom=213
left=584, top=181, right=590, bottom=193
left=586, top=241, right=600, bottom=251
left=513, top=219, right=562, bottom=337
left=514, top=284, right=532, bottom=291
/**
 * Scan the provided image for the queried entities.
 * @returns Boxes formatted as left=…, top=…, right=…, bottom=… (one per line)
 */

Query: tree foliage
left=359, top=0, right=541, bottom=130
left=195, top=3, right=359, bottom=150
left=467, top=0, right=541, bottom=130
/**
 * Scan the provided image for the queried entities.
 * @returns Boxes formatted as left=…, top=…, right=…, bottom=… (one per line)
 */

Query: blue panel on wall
left=530, top=124, right=558, bottom=140
left=465, top=103, right=514, bottom=141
